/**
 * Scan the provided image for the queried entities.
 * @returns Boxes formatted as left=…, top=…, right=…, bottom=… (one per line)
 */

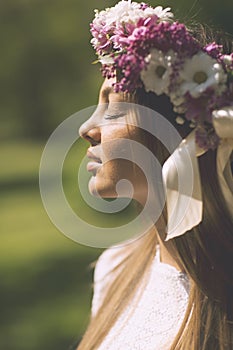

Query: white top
left=92, top=246, right=189, bottom=350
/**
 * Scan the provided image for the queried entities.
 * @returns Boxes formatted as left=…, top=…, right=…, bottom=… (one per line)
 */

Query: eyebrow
left=101, top=86, right=114, bottom=99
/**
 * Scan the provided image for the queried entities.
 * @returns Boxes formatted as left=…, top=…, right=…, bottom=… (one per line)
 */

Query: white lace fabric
left=91, top=246, right=189, bottom=350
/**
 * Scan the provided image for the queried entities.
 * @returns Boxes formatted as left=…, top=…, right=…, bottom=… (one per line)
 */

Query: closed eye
left=104, top=113, right=126, bottom=120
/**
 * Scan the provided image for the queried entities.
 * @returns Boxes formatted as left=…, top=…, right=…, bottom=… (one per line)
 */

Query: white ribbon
left=213, top=107, right=233, bottom=217
left=162, top=130, right=203, bottom=240
left=162, top=106, right=233, bottom=241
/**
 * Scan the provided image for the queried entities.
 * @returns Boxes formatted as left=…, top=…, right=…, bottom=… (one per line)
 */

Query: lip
left=86, top=149, right=102, bottom=164
left=87, top=161, right=102, bottom=171
left=86, top=161, right=102, bottom=175
left=86, top=149, right=102, bottom=175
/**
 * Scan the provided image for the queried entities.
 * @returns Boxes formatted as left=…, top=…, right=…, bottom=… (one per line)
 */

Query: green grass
left=0, top=140, right=102, bottom=350
left=0, top=138, right=139, bottom=350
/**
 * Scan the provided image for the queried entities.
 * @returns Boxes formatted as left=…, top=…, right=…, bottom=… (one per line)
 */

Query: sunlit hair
left=134, top=88, right=233, bottom=350
left=77, top=25, right=233, bottom=350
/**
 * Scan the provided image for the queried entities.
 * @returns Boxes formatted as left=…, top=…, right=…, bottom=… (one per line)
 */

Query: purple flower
left=90, top=1, right=233, bottom=151
left=184, top=92, right=212, bottom=122
left=203, top=42, right=223, bottom=60
left=127, top=21, right=200, bottom=58
left=207, top=89, right=233, bottom=115
left=140, top=2, right=149, bottom=10
left=113, top=52, right=146, bottom=92
left=101, top=64, right=116, bottom=80
left=90, top=23, right=113, bottom=55
left=167, top=23, right=199, bottom=55
left=195, top=125, right=220, bottom=150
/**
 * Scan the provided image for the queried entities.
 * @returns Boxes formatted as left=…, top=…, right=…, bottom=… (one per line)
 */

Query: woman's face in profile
left=79, top=78, right=148, bottom=204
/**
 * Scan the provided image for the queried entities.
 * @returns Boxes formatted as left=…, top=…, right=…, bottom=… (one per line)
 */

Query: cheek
left=98, top=124, right=146, bottom=184
left=101, top=159, right=135, bottom=179
left=91, top=159, right=135, bottom=198
left=99, top=153, right=147, bottom=194
left=101, top=125, right=142, bottom=161
left=89, top=161, right=121, bottom=198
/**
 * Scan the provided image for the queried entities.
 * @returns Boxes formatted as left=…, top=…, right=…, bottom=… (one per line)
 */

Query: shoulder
left=94, top=246, right=127, bottom=281
left=91, top=245, right=131, bottom=317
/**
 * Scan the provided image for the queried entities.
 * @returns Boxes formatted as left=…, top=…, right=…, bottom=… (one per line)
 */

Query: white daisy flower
left=170, top=91, right=186, bottom=107
left=93, top=1, right=173, bottom=30
left=92, top=8, right=110, bottom=27
left=105, top=1, right=141, bottom=27
left=223, top=54, right=233, bottom=66
left=147, top=6, right=174, bottom=22
left=99, top=55, right=115, bottom=65
left=90, top=38, right=98, bottom=47
left=175, top=116, right=185, bottom=125
left=179, top=52, right=227, bottom=98
left=140, top=49, right=176, bottom=95
left=173, top=104, right=187, bottom=114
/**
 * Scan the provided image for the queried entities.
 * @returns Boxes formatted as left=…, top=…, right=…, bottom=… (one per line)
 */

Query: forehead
left=99, top=77, right=134, bottom=103
left=100, top=78, right=115, bottom=97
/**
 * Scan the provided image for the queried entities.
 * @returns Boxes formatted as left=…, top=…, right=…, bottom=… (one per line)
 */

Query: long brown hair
left=77, top=91, right=233, bottom=350
left=77, top=27, right=233, bottom=350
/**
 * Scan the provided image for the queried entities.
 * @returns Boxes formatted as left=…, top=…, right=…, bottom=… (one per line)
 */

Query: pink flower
left=203, top=42, right=223, bottom=60
left=185, top=92, right=212, bottom=122
left=90, top=0, right=233, bottom=151
left=195, top=125, right=220, bottom=150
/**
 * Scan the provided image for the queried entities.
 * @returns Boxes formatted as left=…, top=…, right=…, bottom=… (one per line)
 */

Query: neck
left=137, top=202, right=185, bottom=272
left=157, top=234, right=184, bottom=272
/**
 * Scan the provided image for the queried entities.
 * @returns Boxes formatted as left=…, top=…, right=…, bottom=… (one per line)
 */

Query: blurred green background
left=1, top=0, right=232, bottom=349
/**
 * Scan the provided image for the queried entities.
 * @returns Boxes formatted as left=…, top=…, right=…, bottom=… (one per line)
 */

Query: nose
left=79, top=119, right=101, bottom=146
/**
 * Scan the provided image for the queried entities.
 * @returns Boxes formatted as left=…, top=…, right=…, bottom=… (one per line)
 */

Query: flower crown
left=90, top=0, right=233, bottom=150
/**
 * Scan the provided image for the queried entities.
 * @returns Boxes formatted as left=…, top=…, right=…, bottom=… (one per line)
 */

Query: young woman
left=77, top=1, right=233, bottom=349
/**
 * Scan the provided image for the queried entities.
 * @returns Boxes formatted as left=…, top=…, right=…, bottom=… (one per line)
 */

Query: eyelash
left=104, top=113, right=125, bottom=120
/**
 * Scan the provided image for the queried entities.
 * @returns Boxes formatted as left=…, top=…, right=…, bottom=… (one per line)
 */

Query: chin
left=88, top=175, right=118, bottom=198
